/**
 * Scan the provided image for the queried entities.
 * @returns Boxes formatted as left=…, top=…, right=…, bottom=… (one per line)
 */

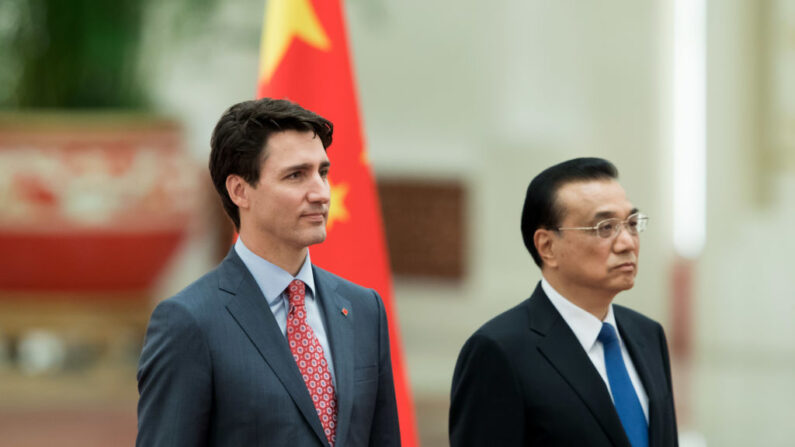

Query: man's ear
left=534, top=228, right=558, bottom=268
left=226, top=174, right=250, bottom=210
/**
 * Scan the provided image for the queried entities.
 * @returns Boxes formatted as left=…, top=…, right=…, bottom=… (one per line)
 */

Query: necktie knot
left=287, top=279, right=306, bottom=310
left=598, top=322, right=619, bottom=346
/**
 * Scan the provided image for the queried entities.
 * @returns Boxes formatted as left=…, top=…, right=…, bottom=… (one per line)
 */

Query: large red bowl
left=0, top=230, right=185, bottom=293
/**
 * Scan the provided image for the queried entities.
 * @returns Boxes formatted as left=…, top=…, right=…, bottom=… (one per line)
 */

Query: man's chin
left=605, top=275, right=636, bottom=293
left=304, top=231, right=327, bottom=247
left=615, top=278, right=635, bottom=291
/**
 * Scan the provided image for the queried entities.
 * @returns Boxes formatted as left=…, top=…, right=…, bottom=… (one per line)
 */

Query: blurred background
left=1, top=0, right=794, bottom=446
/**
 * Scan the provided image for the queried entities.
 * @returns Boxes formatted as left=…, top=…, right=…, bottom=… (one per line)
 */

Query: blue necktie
left=598, top=322, right=649, bottom=447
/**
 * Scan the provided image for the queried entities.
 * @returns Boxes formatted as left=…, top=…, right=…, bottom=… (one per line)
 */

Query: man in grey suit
left=137, top=98, right=400, bottom=446
left=450, top=158, right=677, bottom=446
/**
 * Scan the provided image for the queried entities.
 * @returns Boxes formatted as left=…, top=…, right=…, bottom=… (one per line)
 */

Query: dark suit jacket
left=450, top=283, right=677, bottom=446
left=137, top=249, right=400, bottom=447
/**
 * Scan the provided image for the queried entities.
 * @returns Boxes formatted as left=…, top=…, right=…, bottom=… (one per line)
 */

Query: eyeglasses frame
left=556, top=212, right=648, bottom=239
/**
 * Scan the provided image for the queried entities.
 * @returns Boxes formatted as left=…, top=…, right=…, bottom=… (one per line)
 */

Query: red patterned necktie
left=286, top=279, right=337, bottom=446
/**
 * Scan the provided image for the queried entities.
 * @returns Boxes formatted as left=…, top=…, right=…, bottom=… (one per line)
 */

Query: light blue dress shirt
left=235, top=238, right=336, bottom=386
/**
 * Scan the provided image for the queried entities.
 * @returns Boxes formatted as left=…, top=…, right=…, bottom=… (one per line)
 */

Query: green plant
left=1, top=0, right=216, bottom=109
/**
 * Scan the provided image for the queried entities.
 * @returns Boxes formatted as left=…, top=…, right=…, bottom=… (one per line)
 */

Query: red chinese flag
left=257, top=0, right=419, bottom=444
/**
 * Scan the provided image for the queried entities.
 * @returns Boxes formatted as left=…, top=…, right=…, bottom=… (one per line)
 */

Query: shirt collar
left=234, top=238, right=316, bottom=306
left=541, top=277, right=618, bottom=352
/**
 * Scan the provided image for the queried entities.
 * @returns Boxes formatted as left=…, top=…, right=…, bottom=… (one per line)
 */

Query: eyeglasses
left=557, top=212, right=648, bottom=239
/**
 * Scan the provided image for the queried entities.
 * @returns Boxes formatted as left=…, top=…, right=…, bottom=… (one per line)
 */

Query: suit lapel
left=615, top=308, right=664, bottom=447
left=529, top=285, right=632, bottom=447
left=219, top=251, right=329, bottom=447
left=313, top=267, right=354, bottom=447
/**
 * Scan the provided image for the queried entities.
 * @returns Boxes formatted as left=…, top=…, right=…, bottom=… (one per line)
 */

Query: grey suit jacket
left=137, top=249, right=400, bottom=446
left=450, top=283, right=678, bottom=446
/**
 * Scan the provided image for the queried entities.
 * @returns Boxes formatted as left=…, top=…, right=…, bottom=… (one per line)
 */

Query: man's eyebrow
left=280, top=163, right=313, bottom=174
left=592, top=207, right=639, bottom=221
left=593, top=211, right=618, bottom=221
left=280, top=161, right=330, bottom=174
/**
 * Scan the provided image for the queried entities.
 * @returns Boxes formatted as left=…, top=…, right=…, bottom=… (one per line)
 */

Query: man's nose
left=613, top=223, right=637, bottom=251
left=307, top=173, right=330, bottom=203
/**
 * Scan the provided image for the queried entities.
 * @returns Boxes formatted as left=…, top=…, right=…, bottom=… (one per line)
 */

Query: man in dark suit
left=137, top=98, right=400, bottom=446
left=450, top=158, right=678, bottom=447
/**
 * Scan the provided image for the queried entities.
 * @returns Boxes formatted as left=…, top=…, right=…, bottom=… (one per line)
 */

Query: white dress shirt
left=235, top=238, right=336, bottom=386
left=541, top=277, right=649, bottom=421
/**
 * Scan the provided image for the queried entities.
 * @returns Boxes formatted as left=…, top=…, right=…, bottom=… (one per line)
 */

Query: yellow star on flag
left=259, top=0, right=332, bottom=84
left=327, top=180, right=350, bottom=230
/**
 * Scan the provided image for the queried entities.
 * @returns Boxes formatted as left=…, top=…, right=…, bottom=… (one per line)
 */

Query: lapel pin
left=341, top=308, right=348, bottom=316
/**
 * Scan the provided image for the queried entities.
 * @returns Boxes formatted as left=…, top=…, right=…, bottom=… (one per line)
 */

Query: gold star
left=328, top=180, right=350, bottom=230
left=259, top=0, right=331, bottom=84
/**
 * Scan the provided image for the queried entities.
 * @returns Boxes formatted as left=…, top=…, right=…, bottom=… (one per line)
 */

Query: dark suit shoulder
left=613, top=303, right=664, bottom=334
left=153, top=264, right=230, bottom=323
left=450, top=298, right=535, bottom=446
left=458, top=297, right=550, bottom=375
left=472, top=298, right=533, bottom=344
